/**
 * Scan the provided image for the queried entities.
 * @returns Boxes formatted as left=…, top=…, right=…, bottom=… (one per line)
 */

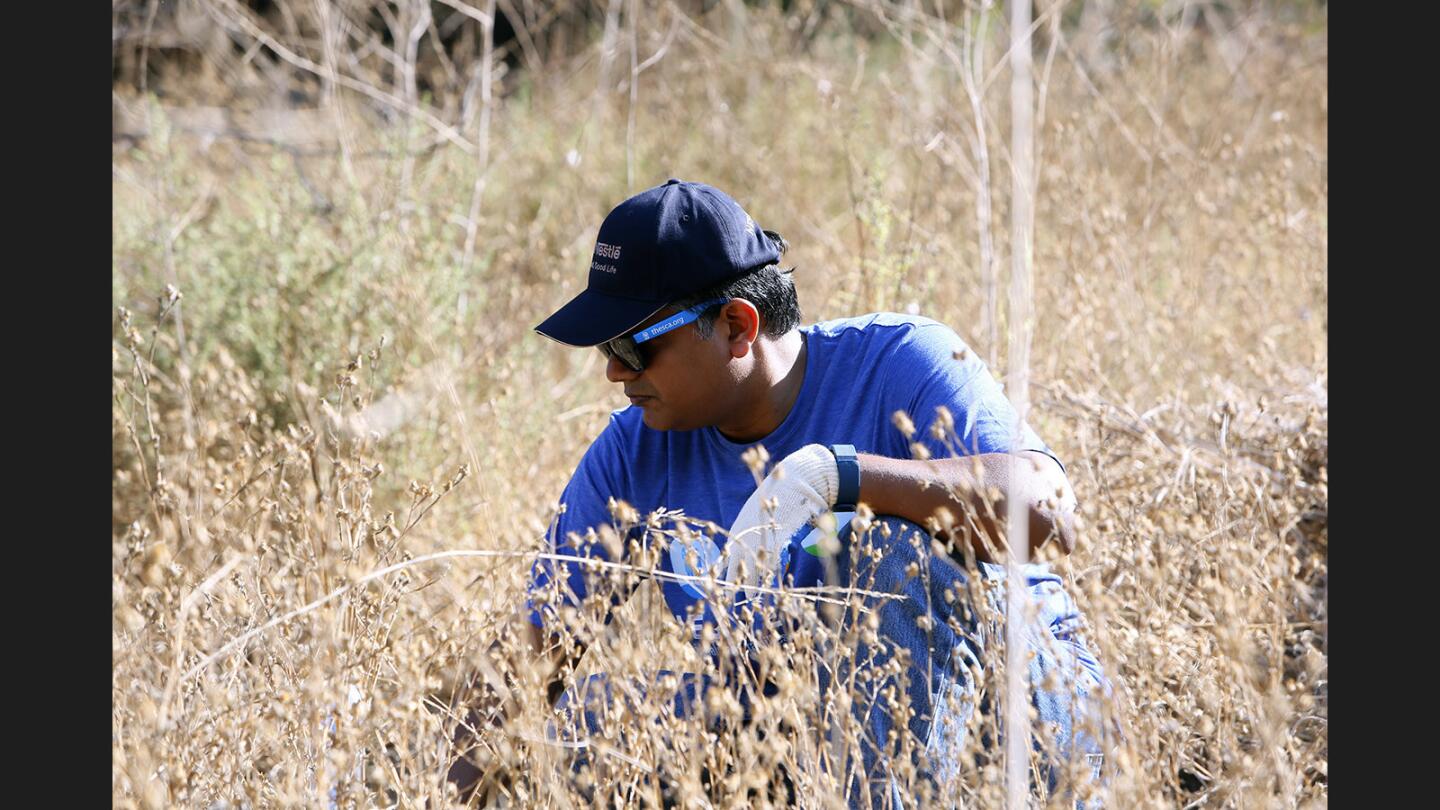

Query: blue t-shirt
left=526, top=313, right=1059, bottom=634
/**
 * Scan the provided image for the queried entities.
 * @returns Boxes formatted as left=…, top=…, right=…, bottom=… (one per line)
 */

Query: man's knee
left=848, top=514, right=932, bottom=541
left=840, top=515, right=932, bottom=565
left=839, top=514, right=973, bottom=585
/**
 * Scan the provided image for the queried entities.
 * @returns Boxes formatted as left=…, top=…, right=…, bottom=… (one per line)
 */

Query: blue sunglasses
left=598, top=298, right=729, bottom=372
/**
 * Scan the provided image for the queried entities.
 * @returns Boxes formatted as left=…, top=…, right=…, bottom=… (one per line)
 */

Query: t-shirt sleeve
left=889, top=321, right=1064, bottom=472
left=525, top=417, right=633, bottom=630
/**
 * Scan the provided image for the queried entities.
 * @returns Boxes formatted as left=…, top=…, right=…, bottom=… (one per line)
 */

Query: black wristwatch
left=830, top=444, right=860, bottom=511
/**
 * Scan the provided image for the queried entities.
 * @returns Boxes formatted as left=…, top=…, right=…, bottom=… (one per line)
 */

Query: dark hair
left=672, top=230, right=801, bottom=339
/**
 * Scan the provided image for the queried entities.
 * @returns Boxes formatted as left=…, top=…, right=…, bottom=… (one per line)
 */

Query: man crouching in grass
left=446, top=179, right=1112, bottom=808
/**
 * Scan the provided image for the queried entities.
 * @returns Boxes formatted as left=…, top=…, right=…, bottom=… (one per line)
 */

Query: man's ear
left=719, top=299, right=761, bottom=358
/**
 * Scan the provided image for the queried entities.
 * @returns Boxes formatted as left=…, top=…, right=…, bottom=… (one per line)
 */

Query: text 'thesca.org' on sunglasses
left=597, top=298, right=729, bottom=372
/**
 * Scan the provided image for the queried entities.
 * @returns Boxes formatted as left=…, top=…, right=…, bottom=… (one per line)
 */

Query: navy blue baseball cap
left=535, top=178, right=781, bottom=347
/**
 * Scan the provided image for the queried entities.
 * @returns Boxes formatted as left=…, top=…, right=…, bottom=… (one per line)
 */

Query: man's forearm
left=855, top=451, right=1077, bottom=563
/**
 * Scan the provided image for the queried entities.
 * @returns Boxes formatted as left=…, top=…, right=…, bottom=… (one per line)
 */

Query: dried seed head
left=934, top=405, right=955, bottom=432
left=741, top=444, right=771, bottom=484
left=607, top=498, right=640, bottom=524
left=892, top=410, right=916, bottom=438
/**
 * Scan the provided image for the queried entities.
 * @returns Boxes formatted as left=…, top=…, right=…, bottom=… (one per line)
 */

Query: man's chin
left=638, top=408, right=668, bottom=430
left=638, top=405, right=695, bottom=432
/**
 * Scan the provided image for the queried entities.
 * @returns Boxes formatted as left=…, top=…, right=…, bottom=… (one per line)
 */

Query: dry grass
left=113, top=2, right=1326, bottom=807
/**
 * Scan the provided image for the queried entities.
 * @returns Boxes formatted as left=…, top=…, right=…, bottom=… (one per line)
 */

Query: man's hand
left=722, top=443, right=838, bottom=596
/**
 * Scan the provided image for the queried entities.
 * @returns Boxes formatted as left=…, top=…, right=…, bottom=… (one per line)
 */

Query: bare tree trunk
left=1005, top=0, right=1036, bottom=807
left=1075, top=0, right=1116, bottom=78
left=139, top=0, right=162, bottom=95
left=313, top=0, right=361, bottom=204
left=577, top=0, right=624, bottom=172
left=596, top=0, right=625, bottom=105
left=725, top=0, right=748, bottom=50
left=461, top=0, right=497, bottom=274
left=400, top=0, right=432, bottom=214
left=957, top=4, right=999, bottom=363
left=626, top=0, right=639, bottom=191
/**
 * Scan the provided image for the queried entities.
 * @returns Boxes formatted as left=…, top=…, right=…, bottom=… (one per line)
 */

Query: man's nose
left=604, top=352, right=640, bottom=383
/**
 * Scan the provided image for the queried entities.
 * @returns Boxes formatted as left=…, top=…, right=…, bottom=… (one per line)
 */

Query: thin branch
left=461, top=0, right=496, bottom=274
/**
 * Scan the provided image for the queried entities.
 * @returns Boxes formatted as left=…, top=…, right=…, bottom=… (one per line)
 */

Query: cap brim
left=534, top=288, right=667, bottom=347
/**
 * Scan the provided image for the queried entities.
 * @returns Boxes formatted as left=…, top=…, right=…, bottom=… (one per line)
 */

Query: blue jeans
left=818, top=517, right=1110, bottom=808
left=549, top=516, right=1110, bottom=808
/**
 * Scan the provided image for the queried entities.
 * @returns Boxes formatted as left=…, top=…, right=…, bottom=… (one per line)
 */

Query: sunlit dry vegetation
left=113, top=0, right=1326, bottom=806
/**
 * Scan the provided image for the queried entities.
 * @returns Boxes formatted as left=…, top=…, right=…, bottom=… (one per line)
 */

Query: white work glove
left=722, top=444, right=839, bottom=599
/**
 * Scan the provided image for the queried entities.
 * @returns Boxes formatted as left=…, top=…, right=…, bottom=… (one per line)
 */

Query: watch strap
left=831, top=444, right=860, bottom=511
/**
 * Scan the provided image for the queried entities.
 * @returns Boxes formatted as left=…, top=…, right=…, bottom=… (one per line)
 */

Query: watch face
left=801, top=511, right=855, bottom=557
